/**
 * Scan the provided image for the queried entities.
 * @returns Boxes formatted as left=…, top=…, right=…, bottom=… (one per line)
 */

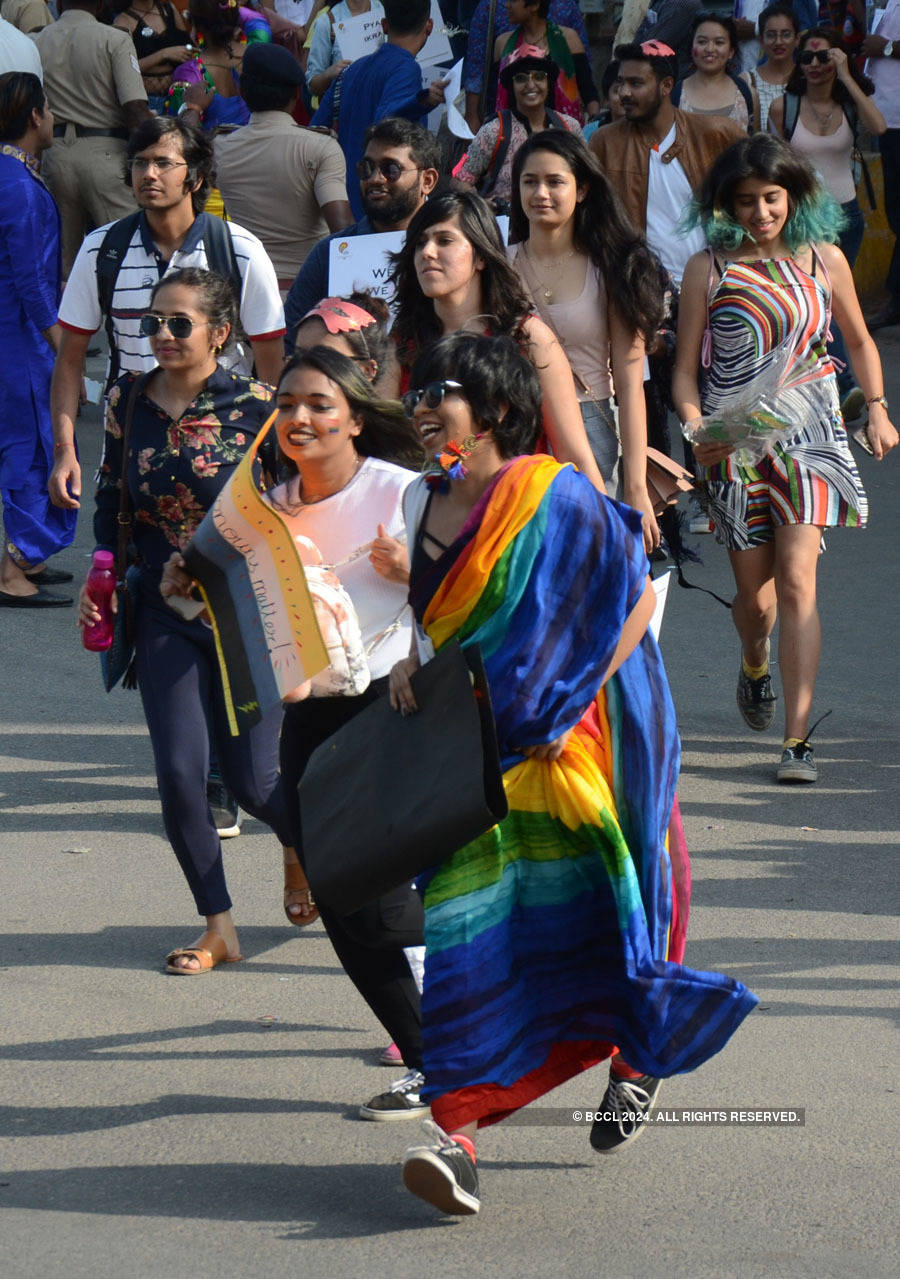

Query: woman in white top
left=748, top=3, right=800, bottom=133
left=306, top=0, right=384, bottom=101
left=272, top=345, right=430, bottom=1114
left=507, top=130, right=665, bottom=552
left=672, top=12, right=759, bottom=132
left=769, top=26, right=886, bottom=411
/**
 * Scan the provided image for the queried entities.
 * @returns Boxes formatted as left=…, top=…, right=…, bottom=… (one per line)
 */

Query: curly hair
left=275, top=347, right=425, bottom=472
left=509, top=130, right=664, bottom=345
left=389, top=188, right=531, bottom=367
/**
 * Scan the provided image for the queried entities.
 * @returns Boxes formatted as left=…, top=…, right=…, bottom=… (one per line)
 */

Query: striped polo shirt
left=59, top=211, right=285, bottom=379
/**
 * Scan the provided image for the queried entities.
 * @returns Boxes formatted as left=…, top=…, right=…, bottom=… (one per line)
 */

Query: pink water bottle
left=82, top=550, right=117, bottom=652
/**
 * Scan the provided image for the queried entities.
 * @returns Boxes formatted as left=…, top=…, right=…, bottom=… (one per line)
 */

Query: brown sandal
left=165, top=929, right=243, bottom=975
left=284, top=860, right=319, bottom=927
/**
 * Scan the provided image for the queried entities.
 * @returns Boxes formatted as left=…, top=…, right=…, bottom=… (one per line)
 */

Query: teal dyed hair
left=686, top=133, right=849, bottom=255
left=681, top=187, right=847, bottom=251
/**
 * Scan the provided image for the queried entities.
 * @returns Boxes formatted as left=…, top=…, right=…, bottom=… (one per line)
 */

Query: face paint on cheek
left=327, top=427, right=341, bottom=434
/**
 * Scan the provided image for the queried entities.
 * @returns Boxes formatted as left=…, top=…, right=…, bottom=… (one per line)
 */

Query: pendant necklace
left=524, top=244, right=574, bottom=303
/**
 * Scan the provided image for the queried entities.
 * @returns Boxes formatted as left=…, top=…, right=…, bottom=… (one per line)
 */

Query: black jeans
left=280, top=677, right=424, bottom=1072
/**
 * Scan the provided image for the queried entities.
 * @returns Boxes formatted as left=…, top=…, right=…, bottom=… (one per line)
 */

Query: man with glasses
left=310, top=0, right=447, bottom=220
left=49, top=113, right=283, bottom=516
left=284, top=116, right=440, bottom=346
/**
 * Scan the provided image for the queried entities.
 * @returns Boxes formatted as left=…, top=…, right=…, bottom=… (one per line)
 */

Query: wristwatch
left=883, top=39, right=894, bottom=58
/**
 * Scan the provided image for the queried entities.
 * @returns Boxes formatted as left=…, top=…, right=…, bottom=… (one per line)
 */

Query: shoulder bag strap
left=115, top=372, right=152, bottom=579
left=96, top=211, right=143, bottom=392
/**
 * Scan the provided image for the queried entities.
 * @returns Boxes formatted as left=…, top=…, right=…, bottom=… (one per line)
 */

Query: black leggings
left=280, top=678, right=424, bottom=1072
left=136, top=599, right=292, bottom=916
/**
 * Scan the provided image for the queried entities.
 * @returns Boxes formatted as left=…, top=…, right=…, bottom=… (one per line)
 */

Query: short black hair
left=382, top=0, right=430, bottom=36
left=363, top=116, right=442, bottom=171
left=0, top=71, right=44, bottom=142
left=600, top=59, right=620, bottom=99
left=689, top=11, right=740, bottom=56
left=615, top=41, right=678, bottom=83
left=410, top=334, right=542, bottom=460
left=125, top=116, right=213, bottom=214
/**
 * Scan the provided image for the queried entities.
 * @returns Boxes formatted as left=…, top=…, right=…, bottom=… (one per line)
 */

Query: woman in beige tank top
left=508, top=130, right=665, bottom=554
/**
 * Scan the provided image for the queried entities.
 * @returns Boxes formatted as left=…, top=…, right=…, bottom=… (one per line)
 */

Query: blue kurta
left=0, top=146, right=76, bottom=567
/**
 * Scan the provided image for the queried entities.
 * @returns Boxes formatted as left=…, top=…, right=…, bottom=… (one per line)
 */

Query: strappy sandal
left=165, top=929, right=243, bottom=975
left=284, top=860, right=319, bottom=927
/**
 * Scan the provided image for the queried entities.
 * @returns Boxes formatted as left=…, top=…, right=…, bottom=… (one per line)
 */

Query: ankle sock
left=742, top=654, right=769, bottom=681
left=450, top=1133, right=476, bottom=1162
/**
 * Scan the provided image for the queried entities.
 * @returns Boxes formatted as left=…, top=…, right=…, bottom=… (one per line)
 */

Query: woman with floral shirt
left=79, top=267, right=300, bottom=975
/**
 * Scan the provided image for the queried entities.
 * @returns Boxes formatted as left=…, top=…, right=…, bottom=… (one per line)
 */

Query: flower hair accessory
left=425, top=433, right=485, bottom=491
left=639, top=39, right=676, bottom=57
left=302, top=298, right=377, bottom=335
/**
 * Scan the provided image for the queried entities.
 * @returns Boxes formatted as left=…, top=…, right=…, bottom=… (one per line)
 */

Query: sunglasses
left=799, top=49, right=831, bottom=65
left=140, top=312, right=204, bottom=339
left=402, top=380, right=463, bottom=416
left=512, top=70, right=548, bottom=85
left=355, top=157, right=421, bottom=183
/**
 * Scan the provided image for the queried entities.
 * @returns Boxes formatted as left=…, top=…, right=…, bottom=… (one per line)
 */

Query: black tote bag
left=300, top=642, right=508, bottom=916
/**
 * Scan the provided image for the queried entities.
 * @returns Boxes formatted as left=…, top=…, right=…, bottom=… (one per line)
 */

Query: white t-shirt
left=267, top=457, right=415, bottom=679
left=645, top=124, right=706, bottom=286
left=0, top=14, right=41, bottom=77
left=870, top=0, right=900, bottom=130
left=58, top=212, right=284, bottom=379
left=735, top=0, right=766, bottom=74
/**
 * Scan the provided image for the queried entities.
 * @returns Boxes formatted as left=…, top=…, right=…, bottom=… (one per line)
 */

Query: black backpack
left=96, top=210, right=242, bottom=389
left=782, top=90, right=876, bottom=211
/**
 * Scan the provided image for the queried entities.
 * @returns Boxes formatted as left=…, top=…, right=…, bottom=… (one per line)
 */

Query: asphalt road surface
left=1, top=339, right=898, bottom=1278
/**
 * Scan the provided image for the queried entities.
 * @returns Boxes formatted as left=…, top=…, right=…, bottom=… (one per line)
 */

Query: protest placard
left=328, top=230, right=406, bottom=306
left=333, top=10, right=384, bottom=61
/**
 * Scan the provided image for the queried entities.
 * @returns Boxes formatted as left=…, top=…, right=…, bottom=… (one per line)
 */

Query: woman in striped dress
left=674, top=134, right=897, bottom=784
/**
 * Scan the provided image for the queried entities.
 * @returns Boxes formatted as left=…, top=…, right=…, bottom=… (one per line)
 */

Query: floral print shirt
left=94, top=365, right=273, bottom=576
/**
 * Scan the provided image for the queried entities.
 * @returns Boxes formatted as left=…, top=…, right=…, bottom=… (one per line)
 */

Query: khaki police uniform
left=1, top=0, right=53, bottom=34
left=34, top=9, right=147, bottom=273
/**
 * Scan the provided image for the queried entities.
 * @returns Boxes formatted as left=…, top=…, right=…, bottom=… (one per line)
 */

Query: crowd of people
left=1, top=0, right=898, bottom=1219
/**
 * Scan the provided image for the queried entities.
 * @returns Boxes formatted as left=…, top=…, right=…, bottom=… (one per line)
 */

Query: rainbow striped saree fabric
left=408, top=457, right=757, bottom=1130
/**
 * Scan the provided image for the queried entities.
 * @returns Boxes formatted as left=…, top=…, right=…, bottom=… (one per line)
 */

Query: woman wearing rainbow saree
left=389, top=333, right=758, bottom=1216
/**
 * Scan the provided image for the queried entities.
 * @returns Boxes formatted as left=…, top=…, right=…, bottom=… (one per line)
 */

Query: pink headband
left=301, top=298, right=377, bottom=334
left=640, top=40, right=676, bottom=57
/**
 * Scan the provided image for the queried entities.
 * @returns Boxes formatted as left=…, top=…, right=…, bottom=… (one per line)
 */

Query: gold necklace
left=524, top=244, right=575, bottom=303
left=807, top=100, right=835, bottom=133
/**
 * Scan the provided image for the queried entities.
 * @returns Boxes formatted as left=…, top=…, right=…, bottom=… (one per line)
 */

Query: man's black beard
left=361, top=184, right=421, bottom=228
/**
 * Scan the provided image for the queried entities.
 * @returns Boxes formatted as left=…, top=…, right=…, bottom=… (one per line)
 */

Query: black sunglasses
left=402, top=380, right=464, bottom=415
left=799, top=49, right=831, bottom=65
left=140, top=312, right=202, bottom=339
left=355, top=157, right=421, bottom=183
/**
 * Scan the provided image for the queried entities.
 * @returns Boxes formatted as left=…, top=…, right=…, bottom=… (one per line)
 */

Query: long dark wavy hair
left=509, top=130, right=664, bottom=344
left=786, top=26, right=875, bottom=99
left=389, top=188, right=531, bottom=367
left=274, top=347, right=425, bottom=476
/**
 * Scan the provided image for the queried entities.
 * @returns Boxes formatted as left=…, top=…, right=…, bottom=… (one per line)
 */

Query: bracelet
left=866, top=395, right=888, bottom=409
left=54, top=440, right=74, bottom=450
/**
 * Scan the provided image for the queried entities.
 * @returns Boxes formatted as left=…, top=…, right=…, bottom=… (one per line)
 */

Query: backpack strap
left=199, top=212, right=242, bottom=301
left=841, top=98, right=877, bottom=210
left=700, top=248, right=721, bottom=370
left=545, top=108, right=568, bottom=129
left=96, top=211, right=143, bottom=392
left=783, top=91, right=800, bottom=141
left=731, top=72, right=754, bottom=122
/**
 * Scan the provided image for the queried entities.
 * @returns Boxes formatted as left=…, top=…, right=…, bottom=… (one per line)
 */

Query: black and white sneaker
left=589, top=1070, right=662, bottom=1152
left=777, top=741, right=817, bottom=783
left=207, top=777, right=241, bottom=839
left=359, top=1069, right=429, bottom=1121
left=402, top=1120, right=480, bottom=1215
left=736, top=643, right=777, bottom=731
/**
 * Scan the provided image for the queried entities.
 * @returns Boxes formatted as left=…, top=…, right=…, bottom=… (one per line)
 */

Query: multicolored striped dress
left=702, top=253, right=868, bottom=550
left=405, top=456, right=757, bottom=1132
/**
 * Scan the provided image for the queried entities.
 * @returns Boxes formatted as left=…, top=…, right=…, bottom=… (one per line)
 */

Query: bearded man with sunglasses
left=284, top=116, right=440, bottom=347
left=48, top=115, right=284, bottom=512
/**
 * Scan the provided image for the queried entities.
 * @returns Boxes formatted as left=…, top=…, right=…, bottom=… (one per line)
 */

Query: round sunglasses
left=140, top=312, right=206, bottom=339
left=402, top=380, right=464, bottom=416
left=355, top=157, right=422, bottom=183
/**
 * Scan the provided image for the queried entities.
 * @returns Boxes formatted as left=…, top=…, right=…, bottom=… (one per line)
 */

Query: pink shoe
left=379, top=1041, right=403, bottom=1066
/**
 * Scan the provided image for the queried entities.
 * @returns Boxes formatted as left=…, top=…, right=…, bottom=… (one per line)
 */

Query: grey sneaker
left=359, top=1069, right=429, bottom=1121
left=589, top=1070, right=662, bottom=1152
left=402, top=1120, right=481, bottom=1215
left=737, top=647, right=777, bottom=732
left=777, top=742, right=817, bottom=783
